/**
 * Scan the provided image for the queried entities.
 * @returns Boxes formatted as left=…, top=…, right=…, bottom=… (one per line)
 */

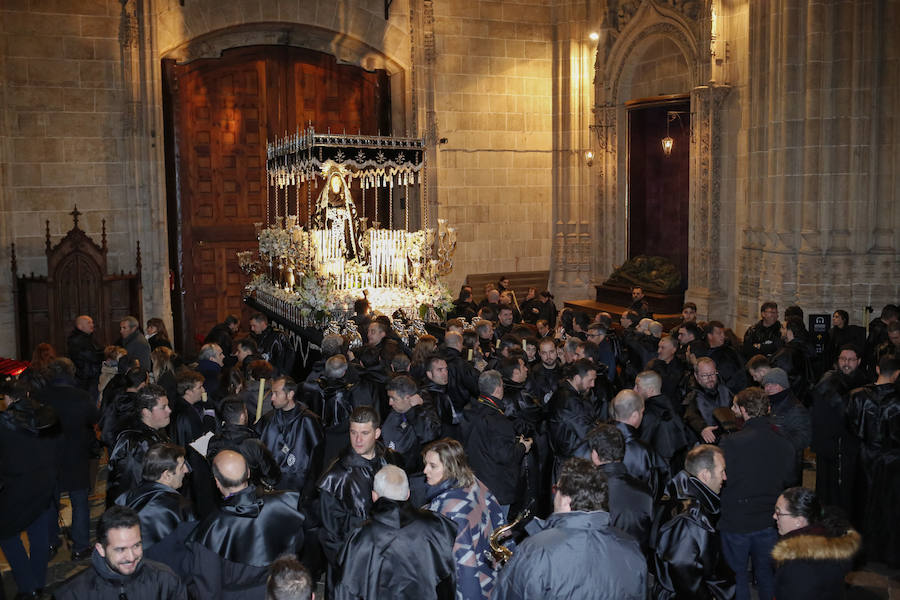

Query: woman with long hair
left=422, top=438, right=506, bottom=600
left=771, top=487, right=861, bottom=600
left=145, top=317, right=172, bottom=350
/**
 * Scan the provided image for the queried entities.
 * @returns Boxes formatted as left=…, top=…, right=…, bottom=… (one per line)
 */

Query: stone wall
left=428, top=0, right=554, bottom=294
left=0, top=0, right=134, bottom=357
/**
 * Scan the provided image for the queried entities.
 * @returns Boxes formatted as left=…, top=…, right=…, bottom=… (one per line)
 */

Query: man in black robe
left=257, top=375, right=324, bottom=499
left=610, top=389, right=668, bottom=501
left=116, top=443, right=195, bottom=573
left=317, top=406, right=400, bottom=573
left=587, top=424, right=653, bottom=555
left=187, top=450, right=305, bottom=599
left=381, top=375, right=441, bottom=472
left=335, top=465, right=456, bottom=600
left=811, top=344, right=870, bottom=513
left=107, top=385, right=171, bottom=507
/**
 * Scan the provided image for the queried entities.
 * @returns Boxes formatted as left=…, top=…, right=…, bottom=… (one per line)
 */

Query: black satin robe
left=189, top=484, right=305, bottom=567
left=256, top=403, right=325, bottom=497
left=316, top=444, right=400, bottom=564
left=335, top=498, right=457, bottom=600
left=651, top=471, right=736, bottom=600
left=116, top=481, right=196, bottom=548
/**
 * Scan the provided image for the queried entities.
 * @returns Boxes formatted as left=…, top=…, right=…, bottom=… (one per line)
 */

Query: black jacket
left=305, top=375, right=359, bottom=466
left=36, top=377, right=98, bottom=491
left=188, top=485, right=305, bottom=598
left=500, top=378, right=544, bottom=437
left=317, top=443, right=400, bottom=564
left=719, top=417, right=796, bottom=533
left=769, top=388, right=812, bottom=474
left=742, top=319, right=783, bottom=360
left=771, top=525, right=861, bottom=600
left=494, top=510, right=647, bottom=600
left=349, top=362, right=390, bottom=419
left=810, top=369, right=870, bottom=459
left=648, top=356, right=688, bottom=408
left=526, top=361, right=560, bottom=404
left=546, top=381, right=595, bottom=466
left=380, top=404, right=441, bottom=472
left=771, top=339, right=815, bottom=401
left=652, top=471, right=735, bottom=600
left=441, top=347, right=479, bottom=416
left=256, top=403, right=325, bottom=497
left=107, top=421, right=168, bottom=508
left=615, top=421, right=668, bottom=501
left=55, top=551, right=186, bottom=600
left=461, top=396, right=527, bottom=505
left=204, top=322, right=235, bottom=357
left=420, top=380, right=464, bottom=437
left=600, top=461, right=654, bottom=555
left=207, top=423, right=281, bottom=487
left=705, top=344, right=748, bottom=395
left=168, top=396, right=213, bottom=448
left=639, top=394, right=691, bottom=466
left=684, top=383, right=733, bottom=438
left=335, top=498, right=457, bottom=600
left=253, top=326, right=296, bottom=376
left=121, top=328, right=152, bottom=371
left=66, top=327, right=104, bottom=389
left=0, top=399, right=59, bottom=538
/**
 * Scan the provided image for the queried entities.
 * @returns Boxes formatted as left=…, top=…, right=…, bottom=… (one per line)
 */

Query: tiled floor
left=2, top=465, right=898, bottom=598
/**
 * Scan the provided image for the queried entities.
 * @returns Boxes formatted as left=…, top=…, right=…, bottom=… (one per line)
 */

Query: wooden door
left=165, top=46, right=390, bottom=352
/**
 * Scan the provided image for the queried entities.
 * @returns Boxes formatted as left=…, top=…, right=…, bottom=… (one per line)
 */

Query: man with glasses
left=684, top=357, right=734, bottom=443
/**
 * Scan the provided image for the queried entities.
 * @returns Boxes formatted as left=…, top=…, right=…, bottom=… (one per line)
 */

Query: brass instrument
left=488, top=509, right=531, bottom=566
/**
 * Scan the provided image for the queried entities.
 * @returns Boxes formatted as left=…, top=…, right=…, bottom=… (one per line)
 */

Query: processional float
left=239, top=127, right=457, bottom=336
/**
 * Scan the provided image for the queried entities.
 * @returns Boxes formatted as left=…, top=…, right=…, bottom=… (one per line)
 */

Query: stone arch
left=589, top=1, right=729, bottom=319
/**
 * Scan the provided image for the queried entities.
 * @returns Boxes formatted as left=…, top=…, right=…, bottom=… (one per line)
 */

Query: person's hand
left=520, top=436, right=533, bottom=452
left=686, top=348, right=697, bottom=366
left=701, top=426, right=718, bottom=443
left=408, top=394, right=424, bottom=407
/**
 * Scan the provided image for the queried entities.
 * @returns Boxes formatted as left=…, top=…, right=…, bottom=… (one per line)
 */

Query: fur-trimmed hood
left=772, top=527, right=861, bottom=563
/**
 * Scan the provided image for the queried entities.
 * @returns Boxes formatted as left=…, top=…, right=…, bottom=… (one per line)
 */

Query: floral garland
left=258, top=227, right=291, bottom=259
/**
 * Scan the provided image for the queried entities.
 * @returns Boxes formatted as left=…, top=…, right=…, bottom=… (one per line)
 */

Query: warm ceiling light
left=589, top=32, right=599, bottom=42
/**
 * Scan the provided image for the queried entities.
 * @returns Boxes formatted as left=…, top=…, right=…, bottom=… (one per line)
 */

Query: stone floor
left=2, top=465, right=899, bottom=598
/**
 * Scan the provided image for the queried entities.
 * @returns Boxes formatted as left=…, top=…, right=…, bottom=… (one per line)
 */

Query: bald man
left=187, top=451, right=306, bottom=599
left=335, top=466, right=457, bottom=599
left=67, top=314, right=104, bottom=394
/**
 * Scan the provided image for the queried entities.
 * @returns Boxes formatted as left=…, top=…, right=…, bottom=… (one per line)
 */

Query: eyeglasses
left=773, top=509, right=792, bottom=518
left=697, top=372, right=718, bottom=379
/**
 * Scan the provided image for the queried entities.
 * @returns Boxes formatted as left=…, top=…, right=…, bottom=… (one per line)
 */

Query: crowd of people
left=1, top=280, right=898, bottom=600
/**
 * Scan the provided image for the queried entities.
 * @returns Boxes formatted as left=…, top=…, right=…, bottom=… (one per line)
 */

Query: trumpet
left=488, top=508, right=531, bottom=566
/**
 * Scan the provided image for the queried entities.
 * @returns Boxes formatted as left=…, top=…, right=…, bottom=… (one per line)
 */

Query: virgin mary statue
left=313, top=164, right=361, bottom=260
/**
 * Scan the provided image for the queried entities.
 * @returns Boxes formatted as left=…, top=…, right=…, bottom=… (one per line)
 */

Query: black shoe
left=70, top=547, right=92, bottom=561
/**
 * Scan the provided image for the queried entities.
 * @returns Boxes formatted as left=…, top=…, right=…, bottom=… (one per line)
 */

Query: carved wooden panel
left=168, top=46, right=390, bottom=352
left=11, top=211, right=142, bottom=359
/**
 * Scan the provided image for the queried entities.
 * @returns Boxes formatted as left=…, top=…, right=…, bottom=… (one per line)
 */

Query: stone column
left=686, top=84, right=730, bottom=319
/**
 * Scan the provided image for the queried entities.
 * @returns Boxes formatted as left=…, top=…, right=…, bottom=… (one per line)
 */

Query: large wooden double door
left=164, top=46, right=390, bottom=352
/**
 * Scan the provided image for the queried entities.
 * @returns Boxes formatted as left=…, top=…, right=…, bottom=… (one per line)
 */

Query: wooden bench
left=464, top=270, right=550, bottom=303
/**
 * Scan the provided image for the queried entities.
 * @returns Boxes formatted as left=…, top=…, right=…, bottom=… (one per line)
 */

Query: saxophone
left=488, top=508, right=531, bottom=566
